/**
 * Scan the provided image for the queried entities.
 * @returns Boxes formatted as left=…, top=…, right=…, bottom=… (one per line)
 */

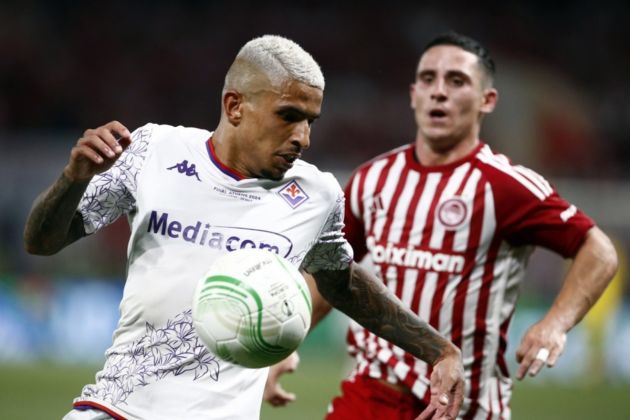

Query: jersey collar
left=206, top=137, right=248, bottom=181
left=407, top=141, right=485, bottom=173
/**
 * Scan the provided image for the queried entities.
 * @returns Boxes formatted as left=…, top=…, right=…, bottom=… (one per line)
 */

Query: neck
left=415, top=136, right=479, bottom=167
left=210, top=122, right=248, bottom=178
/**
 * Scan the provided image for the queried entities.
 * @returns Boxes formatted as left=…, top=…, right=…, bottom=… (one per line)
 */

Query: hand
left=264, top=352, right=300, bottom=407
left=64, top=121, right=132, bottom=182
left=515, top=318, right=567, bottom=380
left=416, top=346, right=464, bottom=420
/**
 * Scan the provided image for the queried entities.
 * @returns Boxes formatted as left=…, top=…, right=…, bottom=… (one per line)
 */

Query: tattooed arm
left=24, top=175, right=91, bottom=255
left=24, top=121, right=132, bottom=255
left=314, top=263, right=452, bottom=364
left=313, top=262, right=465, bottom=420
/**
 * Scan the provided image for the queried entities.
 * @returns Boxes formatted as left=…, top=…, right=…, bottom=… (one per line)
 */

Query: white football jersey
left=73, top=123, right=353, bottom=420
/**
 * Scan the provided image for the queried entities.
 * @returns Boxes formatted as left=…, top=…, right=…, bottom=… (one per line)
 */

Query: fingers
left=416, top=385, right=462, bottom=420
left=286, top=351, right=300, bottom=372
left=266, top=386, right=296, bottom=407
left=515, top=342, right=535, bottom=380
left=516, top=321, right=568, bottom=380
left=264, top=381, right=296, bottom=407
left=82, top=121, right=130, bottom=158
left=414, top=397, right=449, bottom=420
left=546, top=345, right=562, bottom=367
left=422, top=346, right=464, bottom=420
left=65, top=121, right=132, bottom=181
left=264, top=352, right=300, bottom=408
left=446, top=379, right=464, bottom=419
left=516, top=355, right=545, bottom=379
left=516, top=345, right=557, bottom=380
left=529, top=348, right=549, bottom=376
left=418, top=368, right=464, bottom=419
left=515, top=340, right=528, bottom=364
left=104, top=120, right=132, bottom=142
left=415, top=405, right=436, bottom=420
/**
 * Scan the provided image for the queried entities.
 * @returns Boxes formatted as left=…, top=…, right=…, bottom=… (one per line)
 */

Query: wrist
left=433, top=340, right=461, bottom=366
left=62, top=166, right=92, bottom=184
left=542, top=311, right=574, bottom=333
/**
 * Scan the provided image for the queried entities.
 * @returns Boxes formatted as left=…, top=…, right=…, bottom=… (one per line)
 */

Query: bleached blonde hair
left=224, top=35, right=325, bottom=93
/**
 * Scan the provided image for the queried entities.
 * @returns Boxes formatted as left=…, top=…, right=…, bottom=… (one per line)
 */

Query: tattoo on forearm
left=24, top=173, right=88, bottom=254
left=314, top=264, right=448, bottom=364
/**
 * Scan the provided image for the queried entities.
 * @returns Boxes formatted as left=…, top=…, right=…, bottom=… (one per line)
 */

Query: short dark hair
left=422, top=31, right=496, bottom=81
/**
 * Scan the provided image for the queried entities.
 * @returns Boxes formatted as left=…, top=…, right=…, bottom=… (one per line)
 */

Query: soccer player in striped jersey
left=24, top=35, right=463, bottom=420
left=266, top=32, right=618, bottom=419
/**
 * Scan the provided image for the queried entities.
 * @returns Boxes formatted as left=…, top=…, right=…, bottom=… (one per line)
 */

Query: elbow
left=602, top=245, right=619, bottom=282
left=596, top=230, right=619, bottom=281
left=23, top=235, right=59, bottom=256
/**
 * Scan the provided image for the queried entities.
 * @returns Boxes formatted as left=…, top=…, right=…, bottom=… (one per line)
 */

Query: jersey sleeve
left=78, top=124, right=153, bottom=234
left=491, top=163, right=594, bottom=258
left=301, top=177, right=354, bottom=273
left=343, top=169, right=368, bottom=262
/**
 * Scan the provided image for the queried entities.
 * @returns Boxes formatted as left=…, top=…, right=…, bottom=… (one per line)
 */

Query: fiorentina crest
left=279, top=180, right=309, bottom=209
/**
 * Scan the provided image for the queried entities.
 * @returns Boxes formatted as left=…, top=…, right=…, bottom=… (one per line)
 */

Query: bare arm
left=24, top=121, right=132, bottom=255
left=516, top=226, right=618, bottom=379
left=267, top=265, right=465, bottom=417
left=302, top=271, right=332, bottom=330
left=315, top=262, right=464, bottom=419
left=23, top=174, right=91, bottom=255
left=313, top=262, right=455, bottom=364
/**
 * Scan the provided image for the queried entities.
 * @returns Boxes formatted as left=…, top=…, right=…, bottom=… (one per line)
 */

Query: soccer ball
left=192, top=249, right=312, bottom=368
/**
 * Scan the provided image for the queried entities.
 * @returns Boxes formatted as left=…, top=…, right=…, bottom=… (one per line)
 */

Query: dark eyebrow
left=445, top=70, right=471, bottom=80
left=417, top=69, right=435, bottom=79
left=276, top=105, right=320, bottom=121
left=417, top=69, right=472, bottom=82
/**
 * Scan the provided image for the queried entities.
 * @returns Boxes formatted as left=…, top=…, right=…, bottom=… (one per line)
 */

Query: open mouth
left=429, top=109, right=447, bottom=118
left=282, top=154, right=299, bottom=163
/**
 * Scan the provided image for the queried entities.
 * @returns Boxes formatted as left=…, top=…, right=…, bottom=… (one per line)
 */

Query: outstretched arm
left=314, top=263, right=454, bottom=364
left=24, top=121, right=131, bottom=255
left=313, top=262, right=464, bottom=420
left=515, top=226, right=618, bottom=379
left=304, top=271, right=333, bottom=330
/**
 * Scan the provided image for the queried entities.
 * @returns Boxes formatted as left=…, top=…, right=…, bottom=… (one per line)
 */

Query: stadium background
left=1, top=1, right=629, bottom=418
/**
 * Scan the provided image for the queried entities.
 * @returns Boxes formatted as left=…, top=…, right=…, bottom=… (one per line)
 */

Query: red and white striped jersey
left=344, top=142, right=593, bottom=419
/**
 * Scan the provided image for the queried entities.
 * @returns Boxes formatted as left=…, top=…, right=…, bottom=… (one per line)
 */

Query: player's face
left=237, top=80, right=322, bottom=180
left=410, top=45, right=497, bottom=150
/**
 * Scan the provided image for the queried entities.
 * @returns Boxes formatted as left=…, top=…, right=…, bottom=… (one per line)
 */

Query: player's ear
left=223, top=90, right=244, bottom=126
left=480, top=88, right=498, bottom=115
left=409, top=83, right=418, bottom=109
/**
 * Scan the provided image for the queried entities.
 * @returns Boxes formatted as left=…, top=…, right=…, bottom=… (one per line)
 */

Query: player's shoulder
left=287, top=159, right=343, bottom=198
left=474, top=143, right=554, bottom=201
left=134, top=123, right=210, bottom=145
left=349, top=143, right=413, bottom=180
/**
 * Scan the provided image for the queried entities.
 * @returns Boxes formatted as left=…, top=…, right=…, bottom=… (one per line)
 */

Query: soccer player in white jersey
left=266, top=32, right=618, bottom=419
left=24, top=35, right=464, bottom=420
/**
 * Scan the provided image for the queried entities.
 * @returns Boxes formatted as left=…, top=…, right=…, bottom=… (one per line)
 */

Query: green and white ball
left=192, top=249, right=312, bottom=368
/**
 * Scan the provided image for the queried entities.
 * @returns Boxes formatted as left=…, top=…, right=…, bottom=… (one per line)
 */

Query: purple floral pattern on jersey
left=81, top=309, right=219, bottom=405
left=78, top=125, right=152, bottom=234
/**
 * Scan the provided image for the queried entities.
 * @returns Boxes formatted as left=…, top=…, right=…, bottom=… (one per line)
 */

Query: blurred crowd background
left=1, top=0, right=629, bottom=389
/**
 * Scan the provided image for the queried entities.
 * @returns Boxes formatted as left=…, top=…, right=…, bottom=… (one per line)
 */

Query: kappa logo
left=560, top=205, right=577, bottom=222
left=167, top=160, right=201, bottom=182
left=279, top=180, right=309, bottom=209
left=368, top=193, right=385, bottom=214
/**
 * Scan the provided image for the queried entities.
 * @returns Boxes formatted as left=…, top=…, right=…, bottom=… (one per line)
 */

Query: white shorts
left=62, top=408, right=115, bottom=420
